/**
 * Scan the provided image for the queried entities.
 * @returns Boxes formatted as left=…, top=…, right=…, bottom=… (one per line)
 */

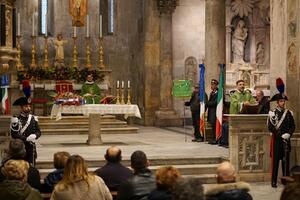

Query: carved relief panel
left=184, top=57, right=198, bottom=86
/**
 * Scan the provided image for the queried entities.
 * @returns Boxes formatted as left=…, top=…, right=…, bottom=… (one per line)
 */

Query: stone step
left=39, top=121, right=128, bottom=129
left=36, top=157, right=223, bottom=169
left=41, top=127, right=139, bottom=135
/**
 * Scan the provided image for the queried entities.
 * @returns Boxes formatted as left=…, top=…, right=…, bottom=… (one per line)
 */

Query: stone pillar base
left=154, top=109, right=182, bottom=127
left=87, top=114, right=103, bottom=145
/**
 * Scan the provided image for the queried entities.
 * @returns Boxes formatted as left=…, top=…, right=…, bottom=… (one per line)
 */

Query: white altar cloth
left=51, top=104, right=142, bottom=120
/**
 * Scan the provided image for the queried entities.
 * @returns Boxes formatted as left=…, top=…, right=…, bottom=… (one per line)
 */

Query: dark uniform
left=206, top=79, right=218, bottom=144
left=10, top=97, right=41, bottom=166
left=267, top=94, right=295, bottom=188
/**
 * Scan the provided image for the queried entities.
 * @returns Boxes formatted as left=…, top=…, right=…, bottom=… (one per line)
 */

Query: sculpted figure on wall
left=5, top=9, right=12, bottom=47
left=232, top=20, right=248, bottom=63
left=54, top=33, right=68, bottom=66
left=256, top=43, right=265, bottom=65
left=287, top=42, right=297, bottom=74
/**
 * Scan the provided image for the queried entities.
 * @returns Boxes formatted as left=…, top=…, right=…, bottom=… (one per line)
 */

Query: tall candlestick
left=73, top=26, right=77, bottom=37
left=99, top=14, right=103, bottom=38
left=32, top=13, right=35, bottom=36
left=121, top=81, right=124, bottom=89
left=128, top=80, right=130, bottom=88
left=86, top=15, right=89, bottom=37
left=17, top=12, right=20, bottom=36
left=117, top=80, right=120, bottom=88
left=45, top=12, right=48, bottom=37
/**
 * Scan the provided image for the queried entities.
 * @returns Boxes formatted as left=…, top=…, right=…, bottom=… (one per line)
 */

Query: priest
left=80, top=73, right=101, bottom=104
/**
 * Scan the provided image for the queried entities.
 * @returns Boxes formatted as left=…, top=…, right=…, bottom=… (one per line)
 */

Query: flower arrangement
left=17, top=67, right=104, bottom=83
left=48, top=91, right=84, bottom=106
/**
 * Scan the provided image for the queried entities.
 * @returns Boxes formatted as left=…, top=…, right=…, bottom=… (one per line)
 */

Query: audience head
left=236, top=80, right=245, bottom=92
left=280, top=182, right=300, bottom=200
left=130, top=150, right=148, bottom=172
left=216, top=161, right=236, bottom=183
left=53, top=151, right=71, bottom=169
left=61, top=155, right=90, bottom=187
left=172, top=178, right=204, bottom=200
left=7, top=139, right=26, bottom=159
left=155, top=166, right=181, bottom=190
left=1, top=159, right=29, bottom=182
left=105, top=146, right=122, bottom=163
left=211, top=79, right=219, bottom=91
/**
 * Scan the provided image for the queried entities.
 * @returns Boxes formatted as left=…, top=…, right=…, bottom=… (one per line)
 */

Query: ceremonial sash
left=20, top=114, right=33, bottom=134
left=275, top=109, right=288, bottom=130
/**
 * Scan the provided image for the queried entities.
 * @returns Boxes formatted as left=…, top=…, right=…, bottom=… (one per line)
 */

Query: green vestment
left=229, top=90, right=256, bottom=114
left=80, top=81, right=101, bottom=104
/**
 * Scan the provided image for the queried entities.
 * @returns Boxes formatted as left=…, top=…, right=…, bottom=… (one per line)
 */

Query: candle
left=45, top=12, right=48, bottom=37
left=86, top=15, right=89, bottom=37
left=117, top=80, right=119, bottom=88
left=73, top=26, right=77, bottom=37
left=121, top=81, right=124, bottom=89
left=128, top=80, right=130, bottom=88
left=99, top=14, right=103, bottom=38
left=32, top=12, right=35, bottom=36
left=17, top=12, right=20, bottom=36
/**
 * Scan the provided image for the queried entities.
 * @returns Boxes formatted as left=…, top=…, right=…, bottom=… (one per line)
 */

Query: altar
left=50, top=104, right=141, bottom=145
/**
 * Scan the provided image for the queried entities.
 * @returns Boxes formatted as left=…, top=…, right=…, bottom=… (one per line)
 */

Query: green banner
left=172, top=80, right=192, bottom=98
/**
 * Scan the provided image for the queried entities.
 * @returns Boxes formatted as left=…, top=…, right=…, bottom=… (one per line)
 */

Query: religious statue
left=232, top=20, right=248, bottom=63
left=256, top=43, right=265, bottom=65
left=69, top=0, right=87, bottom=27
left=54, top=33, right=68, bottom=67
left=287, top=43, right=297, bottom=74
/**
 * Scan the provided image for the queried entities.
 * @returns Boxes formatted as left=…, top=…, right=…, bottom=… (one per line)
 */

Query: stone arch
left=184, top=56, right=198, bottom=86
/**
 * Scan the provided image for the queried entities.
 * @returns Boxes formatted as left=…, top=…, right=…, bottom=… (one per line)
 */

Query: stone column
left=87, top=114, right=102, bottom=145
left=205, top=0, right=226, bottom=91
left=154, top=0, right=181, bottom=126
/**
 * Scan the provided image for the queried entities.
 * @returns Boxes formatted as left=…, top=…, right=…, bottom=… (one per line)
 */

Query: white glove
left=281, top=133, right=290, bottom=140
left=26, top=134, right=36, bottom=142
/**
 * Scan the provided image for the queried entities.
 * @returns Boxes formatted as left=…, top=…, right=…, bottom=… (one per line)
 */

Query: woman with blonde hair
left=148, top=166, right=181, bottom=200
left=0, top=159, right=42, bottom=200
left=51, top=154, right=112, bottom=200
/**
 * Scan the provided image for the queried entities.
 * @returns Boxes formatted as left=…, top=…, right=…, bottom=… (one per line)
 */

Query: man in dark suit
left=206, top=79, right=219, bottom=144
left=95, top=146, right=133, bottom=193
left=256, top=90, right=270, bottom=114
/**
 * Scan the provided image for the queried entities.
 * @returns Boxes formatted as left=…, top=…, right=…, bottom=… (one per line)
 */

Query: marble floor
left=36, top=126, right=284, bottom=199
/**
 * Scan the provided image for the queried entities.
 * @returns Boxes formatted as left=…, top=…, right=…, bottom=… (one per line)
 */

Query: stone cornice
left=156, top=0, right=179, bottom=14
left=0, top=0, right=15, bottom=6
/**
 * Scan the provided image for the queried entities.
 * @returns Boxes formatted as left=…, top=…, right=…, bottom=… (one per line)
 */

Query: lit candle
left=128, top=80, right=130, bottom=88
left=86, top=15, right=89, bottom=37
left=17, top=12, right=20, bottom=36
left=45, top=12, right=48, bottom=37
left=99, top=14, right=103, bottom=38
left=117, top=80, right=120, bottom=88
left=73, top=26, right=77, bottom=37
left=32, top=12, right=35, bottom=36
left=121, top=81, right=124, bottom=89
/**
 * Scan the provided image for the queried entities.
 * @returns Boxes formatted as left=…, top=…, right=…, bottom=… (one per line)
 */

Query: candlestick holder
left=97, top=37, right=106, bottom=69
left=16, top=36, right=24, bottom=71
left=43, top=36, right=49, bottom=69
left=85, top=37, right=92, bottom=68
left=72, top=36, right=78, bottom=68
left=127, top=88, right=131, bottom=105
left=121, top=88, right=125, bottom=104
left=30, top=36, right=37, bottom=69
left=116, top=88, right=121, bottom=104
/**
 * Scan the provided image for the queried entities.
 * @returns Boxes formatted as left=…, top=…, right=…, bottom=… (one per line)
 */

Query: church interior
left=1, top=0, right=300, bottom=199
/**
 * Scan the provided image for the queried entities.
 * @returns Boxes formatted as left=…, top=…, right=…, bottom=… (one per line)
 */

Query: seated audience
left=42, top=151, right=70, bottom=193
left=0, top=159, right=42, bottom=200
left=95, top=146, right=133, bottom=192
left=50, top=155, right=112, bottom=200
left=280, top=182, right=300, bottom=200
left=256, top=90, right=270, bottom=114
left=117, top=150, right=156, bottom=200
left=172, top=177, right=204, bottom=200
left=148, top=166, right=181, bottom=200
left=0, top=139, right=41, bottom=190
left=205, top=161, right=252, bottom=200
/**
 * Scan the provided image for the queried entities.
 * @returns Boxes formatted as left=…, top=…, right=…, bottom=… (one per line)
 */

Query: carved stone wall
left=226, top=0, right=270, bottom=92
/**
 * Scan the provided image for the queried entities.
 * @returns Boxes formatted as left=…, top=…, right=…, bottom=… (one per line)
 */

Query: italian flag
left=1, top=75, right=9, bottom=114
left=216, top=64, right=224, bottom=141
